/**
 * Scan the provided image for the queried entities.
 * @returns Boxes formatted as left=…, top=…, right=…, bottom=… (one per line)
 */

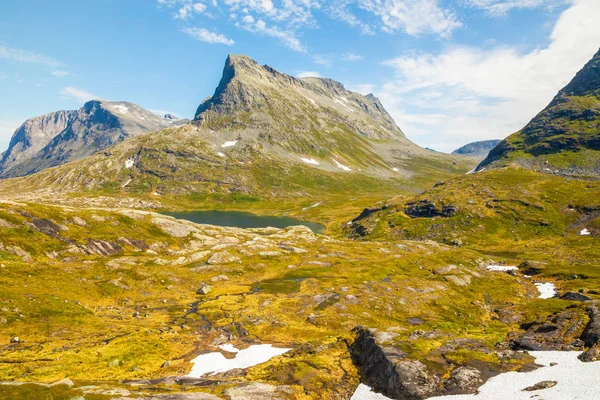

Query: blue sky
left=1, top=0, right=599, bottom=152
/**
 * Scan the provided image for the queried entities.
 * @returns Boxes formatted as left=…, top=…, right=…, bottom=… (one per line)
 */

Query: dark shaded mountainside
left=0, top=101, right=188, bottom=179
left=0, top=55, right=475, bottom=205
left=452, top=139, right=501, bottom=158
left=477, top=47, right=600, bottom=177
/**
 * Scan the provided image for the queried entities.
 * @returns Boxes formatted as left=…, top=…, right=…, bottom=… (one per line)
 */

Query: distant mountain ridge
left=0, top=101, right=187, bottom=179
left=452, top=140, right=501, bottom=158
left=477, top=48, right=600, bottom=176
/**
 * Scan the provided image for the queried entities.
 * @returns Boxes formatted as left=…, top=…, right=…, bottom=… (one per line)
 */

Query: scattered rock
left=108, top=359, right=120, bottom=367
left=10, top=336, right=19, bottom=343
left=444, top=366, right=483, bottom=394
left=560, top=292, right=592, bottom=302
left=578, top=345, right=600, bottom=362
left=197, top=283, right=212, bottom=295
left=72, top=216, right=88, bottom=226
left=522, top=380, right=557, bottom=391
left=207, top=251, right=240, bottom=265
left=161, top=360, right=171, bottom=368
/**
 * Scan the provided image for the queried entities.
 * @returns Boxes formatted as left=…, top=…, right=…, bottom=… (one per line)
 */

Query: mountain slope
left=452, top=139, right=501, bottom=158
left=0, top=101, right=186, bottom=179
left=0, top=55, right=476, bottom=208
left=477, top=48, right=600, bottom=176
left=0, top=110, right=77, bottom=174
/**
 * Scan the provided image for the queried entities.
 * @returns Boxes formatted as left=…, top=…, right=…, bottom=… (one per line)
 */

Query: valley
left=0, top=46, right=599, bottom=400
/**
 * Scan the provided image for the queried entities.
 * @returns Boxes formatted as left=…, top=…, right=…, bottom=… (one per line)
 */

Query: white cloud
left=0, top=45, right=63, bottom=67
left=357, top=0, right=462, bottom=37
left=463, top=0, right=560, bottom=16
left=157, top=0, right=464, bottom=54
left=296, top=71, right=322, bottom=78
left=343, top=53, right=364, bottom=61
left=182, top=27, right=235, bottom=45
left=59, top=87, right=101, bottom=103
left=313, top=54, right=333, bottom=66
left=376, top=0, right=600, bottom=152
left=239, top=18, right=307, bottom=53
left=51, top=70, right=70, bottom=77
left=193, top=3, right=207, bottom=13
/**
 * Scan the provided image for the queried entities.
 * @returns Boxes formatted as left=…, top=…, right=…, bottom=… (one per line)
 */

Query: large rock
left=443, top=366, right=483, bottom=394
left=560, top=292, right=592, bottom=302
left=351, top=327, right=440, bottom=399
left=578, top=345, right=600, bottom=362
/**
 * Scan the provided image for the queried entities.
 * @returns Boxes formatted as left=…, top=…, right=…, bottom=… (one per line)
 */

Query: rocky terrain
left=0, top=101, right=187, bottom=179
left=452, top=140, right=501, bottom=158
left=477, top=48, right=600, bottom=177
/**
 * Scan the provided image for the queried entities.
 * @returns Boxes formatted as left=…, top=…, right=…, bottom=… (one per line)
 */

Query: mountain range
left=0, top=55, right=475, bottom=205
left=452, top=139, right=501, bottom=158
left=0, top=101, right=187, bottom=179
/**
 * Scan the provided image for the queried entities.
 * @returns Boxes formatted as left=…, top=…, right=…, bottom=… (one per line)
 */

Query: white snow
left=580, top=228, right=591, bottom=236
left=218, top=344, right=240, bottom=353
left=333, top=159, right=352, bottom=172
left=221, top=140, right=238, bottom=148
left=486, top=265, right=518, bottom=272
left=334, top=98, right=354, bottom=112
left=353, top=352, right=600, bottom=400
left=186, top=344, right=291, bottom=378
left=125, top=159, right=135, bottom=169
left=302, top=202, right=321, bottom=211
left=466, top=168, right=476, bottom=175
left=122, top=179, right=131, bottom=188
left=217, top=152, right=226, bottom=157
left=114, top=105, right=129, bottom=115
left=393, top=167, right=399, bottom=172
left=301, top=157, right=320, bottom=165
left=535, top=282, right=557, bottom=299
left=140, top=116, right=145, bottom=120
left=428, top=351, right=600, bottom=400
left=153, top=191, right=161, bottom=196
left=351, top=384, right=391, bottom=399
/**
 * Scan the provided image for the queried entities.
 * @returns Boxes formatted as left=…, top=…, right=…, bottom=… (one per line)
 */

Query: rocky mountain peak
left=560, top=48, right=600, bottom=97
left=476, top=48, right=600, bottom=176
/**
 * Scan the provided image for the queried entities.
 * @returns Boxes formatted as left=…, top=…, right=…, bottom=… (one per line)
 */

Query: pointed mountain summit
left=477, top=48, right=600, bottom=176
left=0, top=100, right=186, bottom=179
left=194, top=54, right=407, bottom=143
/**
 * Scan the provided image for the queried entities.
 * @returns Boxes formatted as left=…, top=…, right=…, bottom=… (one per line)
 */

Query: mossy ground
left=0, top=200, right=537, bottom=399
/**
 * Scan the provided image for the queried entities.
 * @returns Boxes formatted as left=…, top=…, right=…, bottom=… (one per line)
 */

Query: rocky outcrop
left=405, top=200, right=457, bottom=218
left=510, top=307, right=588, bottom=350
left=581, top=303, right=600, bottom=347
left=560, top=292, right=592, bottom=302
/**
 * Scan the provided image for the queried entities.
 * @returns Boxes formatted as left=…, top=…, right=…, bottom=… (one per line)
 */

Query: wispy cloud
left=313, top=54, right=333, bottom=67
left=463, top=0, right=560, bottom=16
left=51, top=70, right=70, bottom=77
left=239, top=18, right=306, bottom=53
left=0, top=45, right=63, bottom=67
left=59, top=86, right=101, bottom=103
left=343, top=53, right=364, bottom=62
left=182, top=27, right=235, bottom=45
left=157, top=0, right=467, bottom=53
left=296, top=71, right=323, bottom=78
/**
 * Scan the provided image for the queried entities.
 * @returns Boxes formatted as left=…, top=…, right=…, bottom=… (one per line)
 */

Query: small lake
left=164, top=210, right=325, bottom=233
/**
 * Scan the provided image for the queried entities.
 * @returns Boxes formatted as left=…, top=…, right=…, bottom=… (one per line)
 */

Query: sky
left=0, top=0, right=599, bottom=153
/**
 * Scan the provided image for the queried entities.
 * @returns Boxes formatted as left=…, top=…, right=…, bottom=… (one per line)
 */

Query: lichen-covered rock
left=444, top=366, right=483, bottom=394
